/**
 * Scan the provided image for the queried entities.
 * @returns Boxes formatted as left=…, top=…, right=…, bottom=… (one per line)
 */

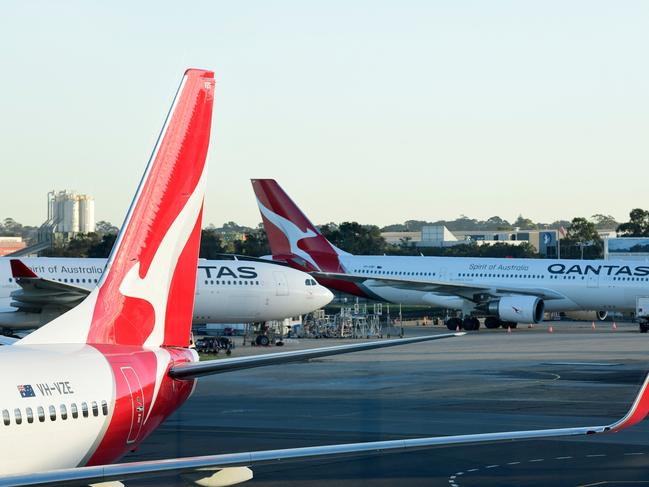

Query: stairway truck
left=636, top=297, right=649, bottom=333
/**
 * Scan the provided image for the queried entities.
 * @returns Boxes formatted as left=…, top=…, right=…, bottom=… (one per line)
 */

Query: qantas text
left=547, top=264, right=649, bottom=276
left=199, top=265, right=258, bottom=279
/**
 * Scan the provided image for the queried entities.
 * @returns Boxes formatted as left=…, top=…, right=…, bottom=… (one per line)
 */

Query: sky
left=0, top=1, right=647, bottom=229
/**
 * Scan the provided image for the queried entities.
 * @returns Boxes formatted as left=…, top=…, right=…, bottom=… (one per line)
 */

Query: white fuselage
left=339, top=255, right=649, bottom=312
left=0, top=257, right=332, bottom=328
left=0, top=342, right=198, bottom=476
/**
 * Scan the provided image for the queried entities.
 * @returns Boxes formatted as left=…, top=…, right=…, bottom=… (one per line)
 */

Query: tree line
left=3, top=209, right=649, bottom=259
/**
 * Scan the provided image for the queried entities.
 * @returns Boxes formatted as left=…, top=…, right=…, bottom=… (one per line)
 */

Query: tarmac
left=129, top=320, right=649, bottom=486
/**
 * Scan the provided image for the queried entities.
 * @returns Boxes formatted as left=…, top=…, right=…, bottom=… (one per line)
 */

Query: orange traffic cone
left=612, top=322, right=617, bottom=330
left=456, top=325, right=460, bottom=332
left=548, top=325, right=554, bottom=333
left=591, top=321, right=596, bottom=330
left=507, top=325, right=512, bottom=333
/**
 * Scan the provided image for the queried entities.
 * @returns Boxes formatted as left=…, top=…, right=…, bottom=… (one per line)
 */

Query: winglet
left=9, top=259, right=37, bottom=279
left=608, top=372, right=649, bottom=432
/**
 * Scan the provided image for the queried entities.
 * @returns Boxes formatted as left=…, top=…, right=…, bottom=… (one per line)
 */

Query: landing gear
left=462, top=317, right=480, bottom=331
left=484, top=317, right=501, bottom=329
left=255, top=335, right=270, bottom=346
left=640, top=321, right=649, bottom=333
left=502, top=322, right=517, bottom=329
left=446, top=317, right=462, bottom=331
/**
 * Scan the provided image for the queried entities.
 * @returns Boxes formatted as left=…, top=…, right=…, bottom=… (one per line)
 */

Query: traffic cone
left=507, top=325, right=512, bottom=333
left=612, top=322, right=617, bottom=331
left=591, top=321, right=596, bottom=330
left=548, top=325, right=554, bottom=333
left=456, top=325, right=460, bottom=332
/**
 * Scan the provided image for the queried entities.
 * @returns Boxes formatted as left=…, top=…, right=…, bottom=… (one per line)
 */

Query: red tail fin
left=20, top=69, right=214, bottom=348
left=251, top=179, right=346, bottom=272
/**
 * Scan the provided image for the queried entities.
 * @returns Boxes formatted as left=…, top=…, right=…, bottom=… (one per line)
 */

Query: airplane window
left=228, top=280, right=231, bottom=285
left=37, top=406, right=45, bottom=422
left=60, top=404, right=67, bottom=420
left=26, top=407, right=33, bottom=424
left=210, top=280, right=214, bottom=285
left=49, top=405, right=56, bottom=421
left=82, top=402, right=88, bottom=418
left=8, top=278, right=12, bottom=282
left=255, top=281, right=260, bottom=285
left=2, top=409, right=9, bottom=426
left=64, top=279, right=68, bottom=283
left=204, top=280, right=208, bottom=285
left=92, top=401, right=99, bottom=417
left=14, top=408, right=22, bottom=425
left=305, top=279, right=311, bottom=286
left=71, top=403, right=78, bottom=419
left=216, top=280, right=220, bottom=285
left=102, top=400, right=108, bottom=416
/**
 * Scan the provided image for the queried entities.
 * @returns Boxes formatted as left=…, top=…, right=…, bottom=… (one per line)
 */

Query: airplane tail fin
left=20, top=69, right=215, bottom=348
left=251, top=179, right=348, bottom=273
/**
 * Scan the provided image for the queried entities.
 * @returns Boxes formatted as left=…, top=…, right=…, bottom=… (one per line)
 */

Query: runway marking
left=447, top=451, right=649, bottom=486
left=541, top=362, right=621, bottom=367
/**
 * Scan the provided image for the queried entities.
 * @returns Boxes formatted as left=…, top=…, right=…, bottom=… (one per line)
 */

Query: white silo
left=63, top=197, right=80, bottom=233
left=78, top=196, right=95, bottom=233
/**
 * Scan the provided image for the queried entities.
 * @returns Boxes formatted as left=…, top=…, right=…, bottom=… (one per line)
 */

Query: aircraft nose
left=314, top=284, right=334, bottom=308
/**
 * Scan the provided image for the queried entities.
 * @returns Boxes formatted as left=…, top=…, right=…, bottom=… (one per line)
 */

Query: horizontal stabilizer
left=170, top=333, right=464, bottom=379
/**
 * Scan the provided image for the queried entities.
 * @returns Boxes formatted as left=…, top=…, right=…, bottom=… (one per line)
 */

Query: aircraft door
left=273, top=271, right=289, bottom=296
left=120, top=366, right=145, bottom=445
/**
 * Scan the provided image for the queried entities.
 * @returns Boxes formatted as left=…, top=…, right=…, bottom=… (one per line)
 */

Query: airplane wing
left=0, top=335, right=18, bottom=345
left=7, top=259, right=91, bottom=313
left=5, top=371, right=649, bottom=486
left=170, top=333, right=463, bottom=379
left=312, top=271, right=566, bottom=301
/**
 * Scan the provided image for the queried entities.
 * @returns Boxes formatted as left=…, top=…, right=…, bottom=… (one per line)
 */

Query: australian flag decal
left=17, top=385, right=35, bottom=398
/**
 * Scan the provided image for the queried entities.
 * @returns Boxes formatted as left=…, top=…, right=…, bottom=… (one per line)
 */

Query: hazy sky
left=1, top=1, right=647, bottom=229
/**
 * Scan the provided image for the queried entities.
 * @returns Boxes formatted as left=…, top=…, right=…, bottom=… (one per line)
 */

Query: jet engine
left=562, top=310, right=608, bottom=321
left=487, top=296, right=545, bottom=323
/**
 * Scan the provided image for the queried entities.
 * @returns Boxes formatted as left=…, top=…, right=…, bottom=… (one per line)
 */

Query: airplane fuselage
left=0, top=343, right=196, bottom=475
left=0, top=257, right=333, bottom=329
left=336, top=255, right=649, bottom=313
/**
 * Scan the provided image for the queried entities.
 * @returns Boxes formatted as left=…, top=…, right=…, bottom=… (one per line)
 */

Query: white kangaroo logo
left=256, top=198, right=322, bottom=270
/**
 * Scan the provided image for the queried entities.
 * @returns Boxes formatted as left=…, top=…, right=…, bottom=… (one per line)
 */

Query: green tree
left=95, top=220, right=119, bottom=235
left=234, top=230, right=269, bottom=257
left=591, top=214, right=618, bottom=230
left=560, top=217, right=603, bottom=259
left=44, top=233, right=102, bottom=257
left=88, top=234, right=117, bottom=258
left=320, top=222, right=386, bottom=254
left=617, top=209, right=649, bottom=237
left=513, top=215, right=537, bottom=230
left=199, top=229, right=226, bottom=259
